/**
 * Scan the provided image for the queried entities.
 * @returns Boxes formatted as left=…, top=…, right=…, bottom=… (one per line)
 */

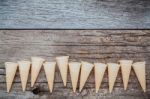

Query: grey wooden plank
left=0, top=0, right=150, bottom=29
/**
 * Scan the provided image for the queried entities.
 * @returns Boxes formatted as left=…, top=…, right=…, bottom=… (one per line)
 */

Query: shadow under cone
left=119, top=60, right=133, bottom=90
left=43, top=62, right=56, bottom=93
left=79, top=61, right=94, bottom=92
left=107, top=63, right=120, bottom=93
left=5, top=62, right=18, bottom=92
left=132, top=61, right=146, bottom=92
left=94, top=63, right=107, bottom=93
left=31, top=57, right=45, bottom=87
left=18, top=61, right=31, bottom=92
left=69, top=62, right=81, bottom=92
left=56, top=56, right=69, bottom=86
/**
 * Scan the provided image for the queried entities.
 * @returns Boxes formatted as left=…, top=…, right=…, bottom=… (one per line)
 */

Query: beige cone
left=132, top=61, right=146, bottom=92
left=119, top=60, right=133, bottom=90
left=79, top=61, right=94, bottom=92
left=69, top=62, right=81, bottom=92
left=18, top=61, right=31, bottom=92
left=43, top=62, right=56, bottom=93
left=31, top=57, right=45, bottom=87
left=107, top=63, right=120, bottom=93
left=94, top=63, right=107, bottom=93
left=56, top=56, right=69, bottom=86
left=5, top=62, right=18, bottom=92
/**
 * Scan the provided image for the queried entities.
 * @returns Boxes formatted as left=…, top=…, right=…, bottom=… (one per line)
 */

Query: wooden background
left=0, top=0, right=150, bottom=29
left=0, top=30, right=149, bottom=99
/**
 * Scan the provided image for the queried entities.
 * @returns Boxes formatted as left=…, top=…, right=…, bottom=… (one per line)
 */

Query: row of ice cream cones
left=5, top=56, right=146, bottom=93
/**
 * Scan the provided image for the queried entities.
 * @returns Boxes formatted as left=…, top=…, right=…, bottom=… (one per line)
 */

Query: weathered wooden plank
left=0, top=30, right=150, bottom=99
left=0, top=0, right=150, bottom=29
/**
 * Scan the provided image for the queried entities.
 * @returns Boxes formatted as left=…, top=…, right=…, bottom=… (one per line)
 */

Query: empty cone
left=43, top=62, right=56, bottom=93
left=107, top=63, right=120, bottom=93
left=132, top=61, right=146, bottom=92
left=18, top=61, right=31, bottom=92
left=119, top=60, right=133, bottom=90
left=79, top=61, right=94, bottom=92
left=5, top=62, right=18, bottom=92
left=69, top=62, right=81, bottom=92
left=31, top=57, right=45, bottom=87
left=94, top=63, right=107, bottom=93
left=56, top=56, right=69, bottom=86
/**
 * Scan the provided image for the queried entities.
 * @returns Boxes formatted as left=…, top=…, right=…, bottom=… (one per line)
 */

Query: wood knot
left=32, top=87, right=40, bottom=95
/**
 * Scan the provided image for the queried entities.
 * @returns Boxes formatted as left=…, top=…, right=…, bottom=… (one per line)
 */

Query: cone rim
left=18, top=60, right=31, bottom=64
left=5, top=62, right=18, bottom=66
left=94, top=63, right=107, bottom=67
left=69, top=62, right=81, bottom=65
left=56, top=56, right=69, bottom=60
left=43, top=62, right=56, bottom=65
left=31, top=57, right=45, bottom=62
left=132, top=61, right=146, bottom=67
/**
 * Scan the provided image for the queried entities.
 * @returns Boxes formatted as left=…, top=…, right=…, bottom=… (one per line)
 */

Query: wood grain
left=0, top=0, right=150, bottom=29
left=0, top=30, right=150, bottom=99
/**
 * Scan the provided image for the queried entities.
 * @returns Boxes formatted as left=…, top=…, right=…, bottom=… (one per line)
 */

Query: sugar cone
left=69, top=62, right=81, bottom=92
left=31, top=57, right=45, bottom=87
left=18, top=61, right=31, bottom=92
left=132, top=61, right=146, bottom=92
left=107, top=63, right=120, bottom=93
left=56, top=56, right=69, bottom=86
left=43, top=62, right=56, bottom=93
left=5, top=62, right=18, bottom=92
left=94, top=63, right=107, bottom=93
left=119, top=60, right=133, bottom=90
left=79, top=61, right=94, bottom=92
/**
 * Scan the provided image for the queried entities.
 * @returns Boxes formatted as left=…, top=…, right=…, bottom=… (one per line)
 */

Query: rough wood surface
left=0, top=0, right=150, bottom=29
left=0, top=30, right=150, bottom=99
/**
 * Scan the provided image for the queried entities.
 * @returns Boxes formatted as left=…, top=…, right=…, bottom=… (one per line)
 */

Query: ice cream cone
left=79, top=61, right=94, bottom=92
left=5, top=62, right=18, bottom=92
left=94, top=63, right=107, bottom=93
left=31, top=57, right=45, bottom=87
left=69, top=62, right=81, bottom=92
left=43, top=62, right=56, bottom=93
left=119, top=60, right=133, bottom=90
left=132, top=61, right=146, bottom=92
left=107, top=63, right=120, bottom=93
left=56, top=56, right=69, bottom=86
left=18, top=61, right=31, bottom=92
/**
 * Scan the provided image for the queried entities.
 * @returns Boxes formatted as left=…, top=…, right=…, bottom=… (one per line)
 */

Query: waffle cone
left=79, top=61, right=94, bottom=92
left=132, top=61, right=146, bottom=92
left=69, top=62, right=81, bottom=92
left=107, top=63, right=120, bottom=93
left=5, top=62, right=18, bottom=92
left=56, top=56, right=69, bottom=86
left=43, top=62, right=56, bottom=93
left=119, top=60, right=133, bottom=90
left=94, top=63, right=107, bottom=93
left=18, top=61, right=31, bottom=92
left=31, top=57, right=45, bottom=87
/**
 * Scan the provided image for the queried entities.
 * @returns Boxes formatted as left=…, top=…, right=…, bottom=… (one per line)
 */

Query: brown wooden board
left=0, top=30, right=149, bottom=99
